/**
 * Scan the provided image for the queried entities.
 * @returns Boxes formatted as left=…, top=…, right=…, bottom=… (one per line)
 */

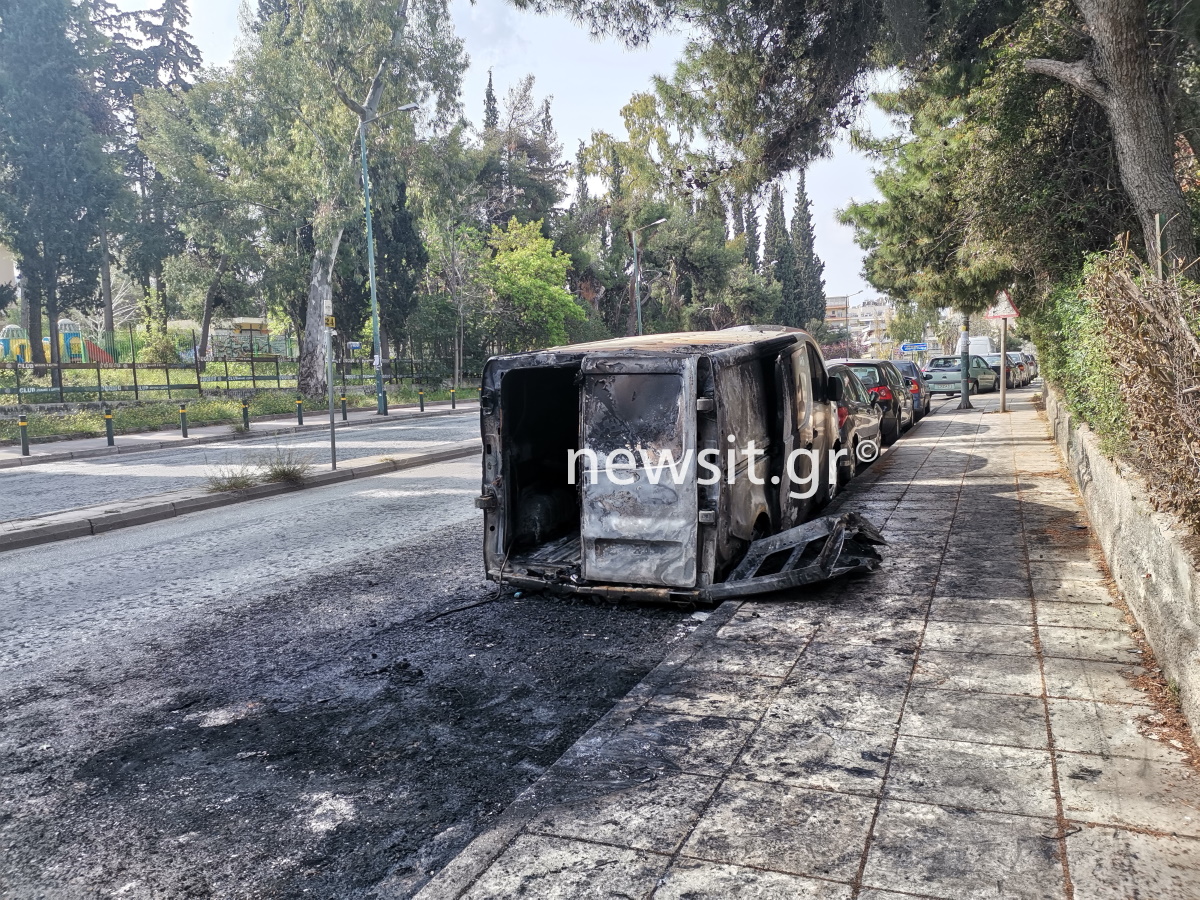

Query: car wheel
left=968, top=380, right=978, bottom=395
left=912, top=402, right=923, bottom=423
left=838, top=440, right=858, bottom=486
left=924, top=397, right=932, bottom=415
left=882, top=411, right=900, bottom=446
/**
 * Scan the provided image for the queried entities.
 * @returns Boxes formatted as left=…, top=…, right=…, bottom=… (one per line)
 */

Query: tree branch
left=1024, top=57, right=1110, bottom=107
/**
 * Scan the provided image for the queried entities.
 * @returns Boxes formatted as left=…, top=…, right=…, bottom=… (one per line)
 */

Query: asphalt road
left=0, top=457, right=691, bottom=899
left=0, top=412, right=481, bottom=523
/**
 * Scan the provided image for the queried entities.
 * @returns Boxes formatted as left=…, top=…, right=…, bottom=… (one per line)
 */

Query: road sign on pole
left=987, top=290, right=1020, bottom=319
left=899, top=342, right=930, bottom=352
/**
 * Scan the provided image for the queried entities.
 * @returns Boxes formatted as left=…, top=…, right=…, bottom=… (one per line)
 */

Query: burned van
left=475, top=326, right=885, bottom=604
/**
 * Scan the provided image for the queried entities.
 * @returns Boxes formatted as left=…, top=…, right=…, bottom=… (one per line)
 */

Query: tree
left=790, top=169, right=825, bottom=323
left=483, top=68, right=499, bottom=130
left=0, top=0, right=120, bottom=365
left=743, top=196, right=760, bottom=271
left=762, top=183, right=798, bottom=322
left=484, top=218, right=582, bottom=349
left=1023, top=0, right=1195, bottom=266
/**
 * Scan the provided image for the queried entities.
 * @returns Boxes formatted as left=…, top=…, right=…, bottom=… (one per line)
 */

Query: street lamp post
left=630, top=218, right=667, bottom=336
left=358, top=102, right=418, bottom=415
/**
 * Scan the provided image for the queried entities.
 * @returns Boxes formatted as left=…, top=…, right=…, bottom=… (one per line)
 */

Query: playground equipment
left=0, top=324, right=31, bottom=361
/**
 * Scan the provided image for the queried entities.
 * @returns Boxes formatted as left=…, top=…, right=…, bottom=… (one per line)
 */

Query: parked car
left=1006, top=351, right=1030, bottom=386
left=983, top=353, right=1016, bottom=389
left=893, top=359, right=932, bottom=420
left=922, top=355, right=1001, bottom=395
left=829, top=358, right=914, bottom=446
left=1022, top=351, right=1038, bottom=381
left=827, top=364, right=884, bottom=485
left=477, top=325, right=847, bottom=603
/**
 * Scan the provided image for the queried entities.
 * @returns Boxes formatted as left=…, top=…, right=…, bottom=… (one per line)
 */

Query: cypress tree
left=743, top=197, right=760, bottom=271
left=763, top=183, right=799, bottom=324
left=483, top=69, right=499, bottom=130
left=791, top=169, right=826, bottom=324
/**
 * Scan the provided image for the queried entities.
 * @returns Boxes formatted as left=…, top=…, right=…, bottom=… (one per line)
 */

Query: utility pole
left=957, top=311, right=973, bottom=410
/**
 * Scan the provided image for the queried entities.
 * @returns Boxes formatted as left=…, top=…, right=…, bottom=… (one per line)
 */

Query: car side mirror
left=922, top=373, right=932, bottom=380
left=828, top=378, right=844, bottom=402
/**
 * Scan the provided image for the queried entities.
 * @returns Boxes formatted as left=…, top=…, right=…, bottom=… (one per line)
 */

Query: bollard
left=242, top=399, right=250, bottom=430
left=179, top=403, right=188, bottom=438
left=451, top=388, right=456, bottom=410
left=104, top=406, right=115, bottom=447
left=419, top=389, right=425, bottom=412
left=296, top=396, right=304, bottom=426
left=340, top=395, right=347, bottom=421
left=18, top=415, right=29, bottom=456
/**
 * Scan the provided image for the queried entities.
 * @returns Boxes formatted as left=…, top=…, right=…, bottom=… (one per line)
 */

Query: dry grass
left=205, top=463, right=260, bottom=493
left=257, top=445, right=313, bottom=484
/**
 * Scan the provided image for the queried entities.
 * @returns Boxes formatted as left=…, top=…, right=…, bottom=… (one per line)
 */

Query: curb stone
left=0, top=403, right=478, bottom=470
left=0, top=440, right=481, bottom=553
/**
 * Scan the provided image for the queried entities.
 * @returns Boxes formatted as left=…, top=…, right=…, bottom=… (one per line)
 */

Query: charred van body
left=475, top=326, right=885, bottom=604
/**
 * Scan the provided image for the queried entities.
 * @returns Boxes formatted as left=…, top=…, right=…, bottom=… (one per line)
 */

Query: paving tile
left=1047, top=698, right=1185, bottom=764
left=685, top=637, right=806, bottom=678
left=681, top=779, right=876, bottom=881
left=935, top=555, right=1028, bottom=579
left=1029, top=559, right=1104, bottom=582
left=1030, top=580, right=1114, bottom=606
left=815, top=616, right=925, bottom=650
left=1058, top=753, right=1200, bottom=837
left=1066, top=825, right=1200, bottom=900
left=921, top=622, right=1035, bottom=657
left=461, top=833, right=670, bottom=899
left=822, top=593, right=931, bottom=622
left=789, top=641, right=917, bottom=686
left=912, top=650, right=1044, bottom=697
left=527, top=773, right=718, bottom=853
left=768, top=679, right=908, bottom=733
left=1041, top=656, right=1149, bottom=707
left=861, top=800, right=1067, bottom=900
left=652, top=859, right=853, bottom=900
left=1035, top=601, right=1127, bottom=631
left=932, top=574, right=1033, bottom=600
left=718, top=606, right=822, bottom=643
left=1037, top=626, right=1142, bottom=664
left=927, top=595, right=1033, bottom=626
left=554, top=709, right=757, bottom=779
left=645, top=670, right=783, bottom=721
left=902, top=687, right=1047, bottom=749
left=733, top=720, right=892, bottom=795
left=885, top=735, right=1058, bottom=817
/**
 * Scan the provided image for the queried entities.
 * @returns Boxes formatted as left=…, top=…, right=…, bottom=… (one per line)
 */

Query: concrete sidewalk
left=417, top=393, right=1200, bottom=900
left=0, top=399, right=477, bottom=469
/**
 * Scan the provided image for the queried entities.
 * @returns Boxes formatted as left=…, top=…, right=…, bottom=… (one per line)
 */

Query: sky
left=117, top=0, right=888, bottom=302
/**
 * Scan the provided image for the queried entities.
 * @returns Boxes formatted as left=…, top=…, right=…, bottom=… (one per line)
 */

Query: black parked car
left=828, top=358, right=914, bottom=446
left=828, top=364, right=885, bottom=484
left=893, top=359, right=932, bottom=420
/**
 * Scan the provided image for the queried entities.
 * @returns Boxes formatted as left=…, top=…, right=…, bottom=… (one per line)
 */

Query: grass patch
left=205, top=463, right=261, bottom=493
left=257, top=445, right=313, bottom=484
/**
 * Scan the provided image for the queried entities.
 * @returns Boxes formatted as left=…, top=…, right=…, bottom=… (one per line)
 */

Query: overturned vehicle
left=475, top=326, right=885, bottom=604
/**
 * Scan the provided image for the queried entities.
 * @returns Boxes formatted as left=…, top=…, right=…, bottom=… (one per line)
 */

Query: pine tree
left=763, top=184, right=800, bottom=325
left=790, top=169, right=826, bottom=324
left=574, top=140, right=589, bottom=205
left=483, top=69, right=499, bottom=130
left=743, top=197, right=760, bottom=271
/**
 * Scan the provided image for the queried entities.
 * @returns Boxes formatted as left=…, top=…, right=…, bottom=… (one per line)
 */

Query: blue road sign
left=348, top=341, right=362, bottom=350
left=900, top=342, right=930, bottom=352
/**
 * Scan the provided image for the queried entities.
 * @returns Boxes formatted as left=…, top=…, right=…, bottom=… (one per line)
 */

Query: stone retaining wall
left=1044, top=387, right=1200, bottom=744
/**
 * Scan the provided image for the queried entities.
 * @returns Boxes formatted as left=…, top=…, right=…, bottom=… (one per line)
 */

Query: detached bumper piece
left=708, top=512, right=886, bottom=599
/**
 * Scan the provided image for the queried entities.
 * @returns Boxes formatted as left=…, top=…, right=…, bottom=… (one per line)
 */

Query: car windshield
left=927, top=357, right=960, bottom=370
left=848, top=365, right=884, bottom=388
left=983, top=354, right=1003, bottom=364
left=1007, top=353, right=1024, bottom=363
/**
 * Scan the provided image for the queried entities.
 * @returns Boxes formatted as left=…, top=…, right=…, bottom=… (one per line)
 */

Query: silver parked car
left=923, top=355, right=1000, bottom=395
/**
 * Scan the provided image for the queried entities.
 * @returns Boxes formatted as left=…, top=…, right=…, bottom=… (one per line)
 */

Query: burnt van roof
left=550, top=324, right=809, bottom=353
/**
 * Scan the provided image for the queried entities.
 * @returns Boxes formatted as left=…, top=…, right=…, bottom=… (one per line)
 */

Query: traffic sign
left=348, top=341, right=362, bottom=350
left=900, top=342, right=930, bottom=352
left=986, top=290, right=1020, bottom=319
left=324, top=315, right=337, bottom=327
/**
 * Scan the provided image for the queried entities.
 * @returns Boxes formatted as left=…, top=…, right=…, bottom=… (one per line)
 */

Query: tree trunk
left=298, top=230, right=343, bottom=396
left=1026, top=0, right=1195, bottom=269
left=198, top=253, right=230, bottom=365
left=100, top=221, right=114, bottom=337
left=47, top=275, right=61, bottom=387
left=23, top=284, right=44, bottom=364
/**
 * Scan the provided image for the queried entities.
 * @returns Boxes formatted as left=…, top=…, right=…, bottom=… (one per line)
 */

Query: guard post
left=451, top=388, right=456, bottom=410
left=242, top=398, right=250, bottom=430
left=18, top=415, right=29, bottom=456
left=179, top=403, right=188, bottom=438
left=419, top=388, right=425, bottom=412
left=104, top=406, right=115, bottom=446
left=296, top=395, right=304, bottom=426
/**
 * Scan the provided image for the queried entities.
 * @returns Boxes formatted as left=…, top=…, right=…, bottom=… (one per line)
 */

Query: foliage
left=483, top=218, right=582, bottom=349
left=257, top=445, right=314, bottom=484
